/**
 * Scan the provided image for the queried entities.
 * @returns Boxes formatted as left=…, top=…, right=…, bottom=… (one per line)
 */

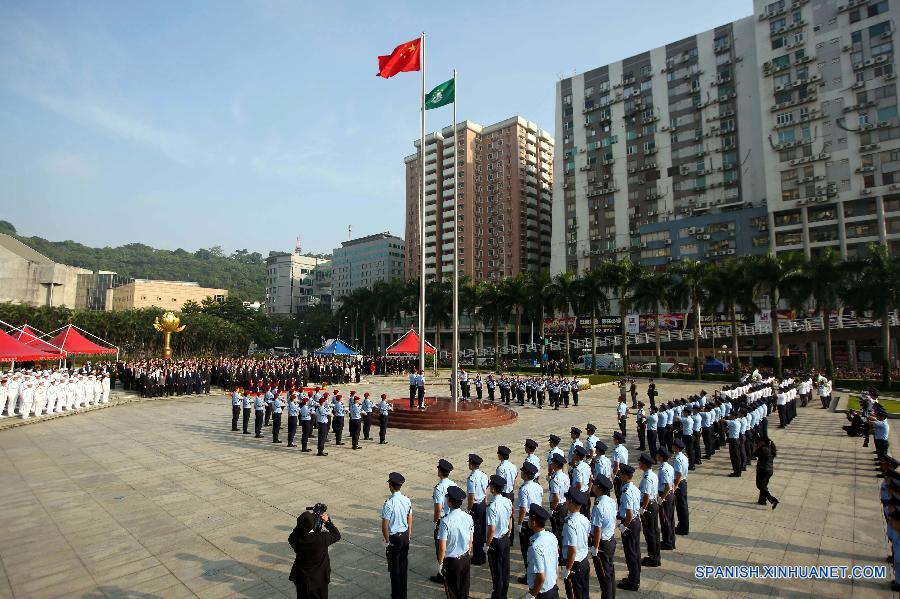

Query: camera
left=306, top=503, right=328, bottom=531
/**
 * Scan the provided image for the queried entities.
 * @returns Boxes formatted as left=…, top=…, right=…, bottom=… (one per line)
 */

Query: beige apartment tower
left=404, top=116, right=554, bottom=282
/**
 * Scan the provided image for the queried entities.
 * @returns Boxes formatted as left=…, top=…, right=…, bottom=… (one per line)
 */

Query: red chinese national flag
left=377, top=38, right=421, bottom=78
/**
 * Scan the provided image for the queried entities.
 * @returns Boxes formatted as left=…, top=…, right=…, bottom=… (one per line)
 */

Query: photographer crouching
left=288, top=503, right=341, bottom=599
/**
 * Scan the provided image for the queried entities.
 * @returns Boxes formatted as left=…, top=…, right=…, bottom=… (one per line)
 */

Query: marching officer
left=617, top=464, right=642, bottom=592
left=348, top=394, right=362, bottom=449
left=656, top=447, right=676, bottom=550
left=466, top=454, right=489, bottom=566
left=331, top=394, right=346, bottom=445
left=231, top=388, right=242, bottom=431
left=383, top=472, right=412, bottom=599
left=315, top=397, right=331, bottom=456
left=241, top=391, right=253, bottom=434
left=431, top=459, right=456, bottom=585
left=271, top=392, right=283, bottom=443
left=673, top=438, right=690, bottom=536
left=637, top=452, right=661, bottom=567
left=548, top=453, right=570, bottom=545
left=485, top=474, right=513, bottom=599
left=254, top=392, right=266, bottom=438
left=590, top=474, right=617, bottom=599
left=286, top=393, right=299, bottom=447
left=300, top=395, right=313, bottom=452
left=516, top=462, right=544, bottom=584
left=436, top=486, right=474, bottom=599
left=525, top=504, right=559, bottom=599
left=377, top=393, right=391, bottom=444
left=496, top=446, right=517, bottom=503
left=362, top=392, right=374, bottom=440
left=561, top=489, right=591, bottom=599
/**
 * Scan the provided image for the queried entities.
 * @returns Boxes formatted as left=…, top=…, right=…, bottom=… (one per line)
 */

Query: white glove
left=518, top=524, right=524, bottom=534
left=618, top=522, right=626, bottom=533
left=561, top=566, right=571, bottom=579
left=383, top=540, right=391, bottom=548
left=483, top=543, right=491, bottom=554
left=638, top=507, right=646, bottom=516
left=590, top=546, right=599, bottom=557
left=521, top=593, right=535, bottom=599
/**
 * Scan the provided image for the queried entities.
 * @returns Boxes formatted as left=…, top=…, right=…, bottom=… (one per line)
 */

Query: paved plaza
left=0, top=376, right=896, bottom=598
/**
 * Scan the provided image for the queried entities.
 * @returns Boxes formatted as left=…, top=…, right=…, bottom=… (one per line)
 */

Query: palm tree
left=748, top=252, right=805, bottom=378
left=672, top=260, right=710, bottom=379
left=459, top=276, right=482, bottom=369
left=479, top=281, right=508, bottom=372
left=632, top=268, right=676, bottom=377
left=425, top=279, right=451, bottom=371
left=523, top=270, right=552, bottom=340
left=705, top=257, right=758, bottom=379
left=597, top=259, right=643, bottom=374
left=577, top=269, right=610, bottom=374
left=842, top=244, right=900, bottom=385
left=790, top=249, right=845, bottom=378
left=499, top=273, right=529, bottom=367
left=545, top=271, right=579, bottom=375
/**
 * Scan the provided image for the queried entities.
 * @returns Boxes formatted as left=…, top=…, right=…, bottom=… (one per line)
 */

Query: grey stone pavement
left=0, top=376, right=897, bottom=599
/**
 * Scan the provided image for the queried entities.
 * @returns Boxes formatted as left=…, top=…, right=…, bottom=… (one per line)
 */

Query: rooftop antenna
left=294, top=236, right=302, bottom=255
left=348, top=224, right=352, bottom=241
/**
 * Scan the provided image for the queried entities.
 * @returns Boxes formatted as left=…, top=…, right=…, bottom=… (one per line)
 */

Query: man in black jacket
left=288, top=510, right=341, bottom=599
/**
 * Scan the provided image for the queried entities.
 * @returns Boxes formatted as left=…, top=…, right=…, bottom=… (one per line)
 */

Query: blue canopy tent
left=313, top=338, right=360, bottom=357
left=702, top=358, right=727, bottom=374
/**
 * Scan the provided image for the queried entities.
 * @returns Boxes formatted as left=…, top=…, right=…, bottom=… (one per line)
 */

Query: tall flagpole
left=451, top=68, right=459, bottom=411
left=418, top=32, right=427, bottom=373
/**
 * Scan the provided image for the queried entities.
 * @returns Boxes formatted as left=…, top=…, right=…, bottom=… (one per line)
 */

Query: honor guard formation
left=373, top=369, right=822, bottom=599
left=1, top=364, right=113, bottom=419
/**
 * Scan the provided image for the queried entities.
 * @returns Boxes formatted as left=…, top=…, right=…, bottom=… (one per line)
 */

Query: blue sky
left=0, top=0, right=752, bottom=256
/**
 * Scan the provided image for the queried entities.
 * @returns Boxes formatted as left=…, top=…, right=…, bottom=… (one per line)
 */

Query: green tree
left=790, top=249, right=846, bottom=378
left=748, top=252, right=805, bottom=378
left=576, top=269, right=610, bottom=374
left=545, top=271, right=579, bottom=375
left=705, top=257, right=758, bottom=378
left=842, top=244, right=900, bottom=385
left=632, top=268, right=677, bottom=377
left=672, top=260, right=710, bottom=379
left=479, top=282, right=508, bottom=372
left=597, top=259, right=643, bottom=374
left=499, top=273, right=529, bottom=367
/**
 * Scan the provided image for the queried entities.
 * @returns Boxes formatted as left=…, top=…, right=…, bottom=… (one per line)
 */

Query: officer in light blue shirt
left=646, top=408, right=659, bottom=456
left=525, top=504, right=559, bottom=597
left=230, top=390, right=242, bottom=431
left=672, top=438, right=690, bottom=537
left=299, top=396, right=313, bottom=452
left=584, top=424, right=599, bottom=458
left=263, top=388, right=274, bottom=426
left=561, top=489, right=592, bottom=596
left=348, top=395, right=363, bottom=449
left=656, top=447, right=676, bottom=550
left=590, top=474, right=617, bottom=599
left=517, top=461, right=544, bottom=578
left=254, top=392, right=266, bottom=438
left=430, top=459, right=456, bottom=584
left=637, top=452, right=661, bottom=567
left=612, top=431, right=628, bottom=501
left=485, top=474, right=513, bottom=598
left=331, top=394, right=346, bottom=446
left=524, top=439, right=542, bottom=482
left=593, top=440, right=612, bottom=482
left=571, top=446, right=592, bottom=502
left=496, top=446, right=517, bottom=501
left=548, top=453, right=571, bottom=525
left=436, top=486, right=474, bottom=595
left=568, top=427, right=584, bottom=465
left=286, top=394, right=300, bottom=447
left=361, top=392, right=374, bottom=441
left=271, top=394, right=283, bottom=444
left=466, top=454, right=489, bottom=566
left=617, top=464, right=642, bottom=590
left=382, top=472, right=412, bottom=598
left=315, top=398, right=331, bottom=456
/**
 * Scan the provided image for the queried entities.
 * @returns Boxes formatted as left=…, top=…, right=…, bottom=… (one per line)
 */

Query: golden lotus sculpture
left=153, top=312, right=186, bottom=360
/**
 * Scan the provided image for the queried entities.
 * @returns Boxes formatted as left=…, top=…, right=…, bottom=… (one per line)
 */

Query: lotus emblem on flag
left=432, top=90, right=443, bottom=103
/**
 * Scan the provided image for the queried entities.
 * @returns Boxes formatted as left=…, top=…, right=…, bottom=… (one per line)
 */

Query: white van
left=580, top=353, right=623, bottom=370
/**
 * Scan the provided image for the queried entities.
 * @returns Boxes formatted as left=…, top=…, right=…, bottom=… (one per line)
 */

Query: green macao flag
left=425, top=78, right=455, bottom=110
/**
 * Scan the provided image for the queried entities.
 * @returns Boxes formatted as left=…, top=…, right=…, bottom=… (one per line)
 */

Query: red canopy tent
left=0, top=329, right=64, bottom=363
left=13, top=324, right=66, bottom=356
left=385, top=328, right=437, bottom=355
left=48, top=325, right=117, bottom=356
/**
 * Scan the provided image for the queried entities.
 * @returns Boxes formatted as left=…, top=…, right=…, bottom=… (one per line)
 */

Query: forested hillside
left=0, top=220, right=266, bottom=299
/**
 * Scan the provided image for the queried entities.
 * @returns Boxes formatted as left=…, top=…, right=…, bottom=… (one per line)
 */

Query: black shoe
left=273, top=440, right=282, bottom=443
left=675, top=530, right=688, bottom=536
left=231, top=428, right=238, bottom=431
left=728, top=473, right=740, bottom=477
left=336, top=442, right=345, bottom=445
left=892, top=581, right=900, bottom=592
left=771, top=499, right=779, bottom=510
left=617, top=580, right=639, bottom=591
left=317, top=452, right=328, bottom=456
left=353, top=446, right=361, bottom=450
left=660, top=544, right=675, bottom=550
left=641, top=557, right=661, bottom=567
left=380, top=441, right=387, bottom=444
left=243, top=431, right=250, bottom=434
left=287, top=444, right=296, bottom=447
left=517, top=576, right=528, bottom=585
left=757, top=500, right=767, bottom=505
left=301, top=449, right=311, bottom=452
left=430, top=574, right=445, bottom=584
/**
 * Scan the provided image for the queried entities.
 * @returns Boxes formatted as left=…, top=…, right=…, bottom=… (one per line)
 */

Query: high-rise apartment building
left=755, top=0, right=900, bottom=257
left=553, top=0, right=900, bottom=273
left=331, top=232, right=405, bottom=300
left=404, top=116, right=553, bottom=282
left=553, top=17, right=769, bottom=273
